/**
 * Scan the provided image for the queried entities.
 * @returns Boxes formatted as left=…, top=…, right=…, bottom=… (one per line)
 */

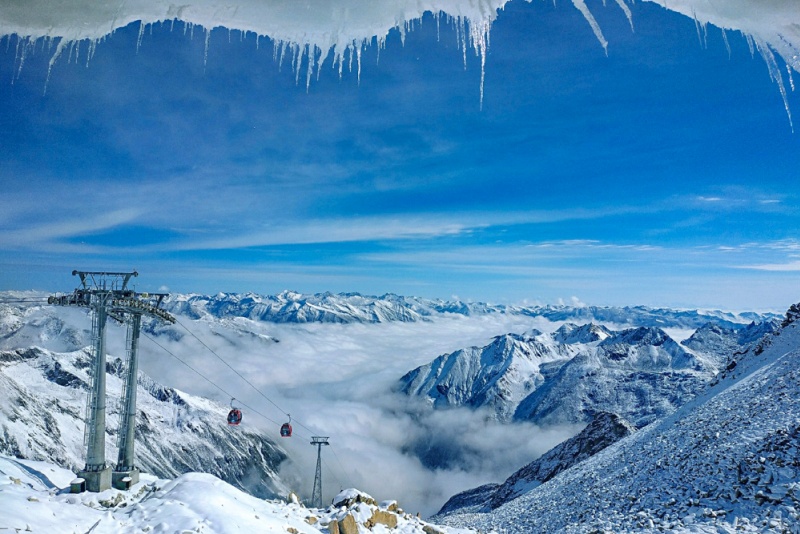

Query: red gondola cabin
left=227, top=408, right=242, bottom=426
left=280, top=422, right=292, bottom=437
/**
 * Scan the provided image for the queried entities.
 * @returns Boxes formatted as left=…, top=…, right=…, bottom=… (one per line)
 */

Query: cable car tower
left=49, top=270, right=175, bottom=492
left=310, top=436, right=329, bottom=508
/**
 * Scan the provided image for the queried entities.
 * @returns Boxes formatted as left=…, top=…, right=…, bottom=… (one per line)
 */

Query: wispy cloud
left=739, top=261, right=800, bottom=272
left=0, top=208, right=142, bottom=249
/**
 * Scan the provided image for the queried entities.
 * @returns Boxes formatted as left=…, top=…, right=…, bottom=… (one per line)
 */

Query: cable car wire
left=173, top=317, right=317, bottom=435
left=140, top=331, right=283, bottom=427
left=144, top=330, right=352, bottom=490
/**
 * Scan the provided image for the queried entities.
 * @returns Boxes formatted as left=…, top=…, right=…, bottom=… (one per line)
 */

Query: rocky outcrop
left=325, top=489, right=445, bottom=533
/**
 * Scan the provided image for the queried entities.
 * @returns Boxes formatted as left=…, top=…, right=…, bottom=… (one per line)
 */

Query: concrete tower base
left=77, top=467, right=111, bottom=492
left=112, top=468, right=140, bottom=490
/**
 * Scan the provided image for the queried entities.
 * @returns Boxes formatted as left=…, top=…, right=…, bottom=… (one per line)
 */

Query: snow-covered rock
left=551, top=322, right=612, bottom=344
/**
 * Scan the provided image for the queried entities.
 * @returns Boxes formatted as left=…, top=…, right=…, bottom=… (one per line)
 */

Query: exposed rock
left=336, top=513, right=358, bottom=534
left=367, top=509, right=398, bottom=529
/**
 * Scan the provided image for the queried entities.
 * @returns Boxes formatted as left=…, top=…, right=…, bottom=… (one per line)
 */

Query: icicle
left=348, top=43, right=354, bottom=74
left=613, top=0, right=634, bottom=32
left=278, top=41, right=287, bottom=71
left=721, top=28, right=731, bottom=59
left=692, top=10, right=703, bottom=47
left=306, top=45, right=315, bottom=91
left=702, top=22, right=708, bottom=49
left=14, top=37, right=28, bottom=83
left=67, top=40, right=78, bottom=64
left=459, top=17, right=467, bottom=69
left=203, top=28, right=210, bottom=70
left=787, top=65, right=795, bottom=92
left=136, top=21, right=145, bottom=52
left=745, top=33, right=755, bottom=57
left=572, top=0, right=609, bottom=55
left=356, top=45, right=362, bottom=84
left=43, top=37, right=68, bottom=95
left=294, top=43, right=301, bottom=78
left=86, top=40, right=97, bottom=67
left=755, top=40, right=794, bottom=132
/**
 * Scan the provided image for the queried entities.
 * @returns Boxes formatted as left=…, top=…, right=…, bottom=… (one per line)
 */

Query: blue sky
left=1, top=0, right=798, bottom=310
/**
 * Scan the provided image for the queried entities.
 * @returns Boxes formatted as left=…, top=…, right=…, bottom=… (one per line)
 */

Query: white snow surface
left=0, top=457, right=470, bottom=533
left=437, top=315, right=800, bottom=532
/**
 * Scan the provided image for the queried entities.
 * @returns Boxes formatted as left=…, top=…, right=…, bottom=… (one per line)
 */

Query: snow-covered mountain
left=397, top=331, right=579, bottom=421
left=681, top=319, right=781, bottom=364
left=436, top=304, right=800, bottom=532
left=436, top=412, right=637, bottom=516
left=155, top=290, right=777, bottom=327
left=399, top=324, right=735, bottom=427
left=0, top=458, right=468, bottom=534
left=0, top=346, right=288, bottom=500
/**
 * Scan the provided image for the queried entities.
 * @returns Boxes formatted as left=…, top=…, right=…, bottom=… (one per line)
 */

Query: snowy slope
left=435, top=412, right=636, bottom=516
left=0, top=346, right=288, bottom=499
left=437, top=305, right=800, bottom=533
left=0, top=456, right=472, bottom=534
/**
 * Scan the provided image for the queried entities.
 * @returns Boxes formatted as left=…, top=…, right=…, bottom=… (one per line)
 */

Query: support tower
left=310, top=436, right=330, bottom=508
left=49, top=270, right=175, bottom=492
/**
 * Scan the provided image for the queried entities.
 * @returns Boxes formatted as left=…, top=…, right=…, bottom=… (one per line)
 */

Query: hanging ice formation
left=0, top=0, right=797, bottom=121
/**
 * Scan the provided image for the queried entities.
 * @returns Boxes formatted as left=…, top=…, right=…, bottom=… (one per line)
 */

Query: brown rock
left=367, top=510, right=398, bottom=529
left=338, top=513, right=359, bottom=534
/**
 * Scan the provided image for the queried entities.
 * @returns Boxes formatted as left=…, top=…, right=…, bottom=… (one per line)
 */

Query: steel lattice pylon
left=49, top=270, right=175, bottom=492
left=310, top=436, right=329, bottom=508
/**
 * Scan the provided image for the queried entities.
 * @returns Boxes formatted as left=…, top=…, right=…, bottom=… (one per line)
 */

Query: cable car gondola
left=227, top=398, right=242, bottom=426
left=280, top=414, right=292, bottom=437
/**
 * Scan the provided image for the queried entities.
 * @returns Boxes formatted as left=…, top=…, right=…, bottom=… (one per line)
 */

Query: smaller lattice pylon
left=310, top=436, right=329, bottom=508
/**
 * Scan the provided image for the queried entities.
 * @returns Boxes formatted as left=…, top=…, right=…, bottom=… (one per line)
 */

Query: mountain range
left=156, top=290, right=777, bottom=328
left=398, top=319, right=778, bottom=427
